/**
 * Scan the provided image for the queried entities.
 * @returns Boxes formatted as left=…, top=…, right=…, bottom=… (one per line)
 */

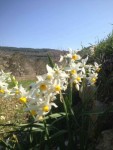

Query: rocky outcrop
left=96, top=129, right=113, bottom=150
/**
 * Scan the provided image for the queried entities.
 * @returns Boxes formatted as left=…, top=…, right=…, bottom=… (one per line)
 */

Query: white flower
left=94, top=62, right=101, bottom=72
left=12, top=85, right=29, bottom=103
left=59, top=55, right=64, bottom=62
left=0, top=115, right=5, bottom=120
left=64, top=62, right=80, bottom=74
left=78, top=56, right=88, bottom=74
left=26, top=94, right=58, bottom=121
left=72, top=73, right=83, bottom=91
left=88, top=73, right=98, bottom=85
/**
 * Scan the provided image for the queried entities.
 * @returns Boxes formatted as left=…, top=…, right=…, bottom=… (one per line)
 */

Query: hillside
left=0, top=46, right=67, bottom=80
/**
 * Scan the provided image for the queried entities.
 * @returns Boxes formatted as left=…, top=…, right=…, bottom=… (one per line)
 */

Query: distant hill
left=0, top=46, right=67, bottom=79
left=0, top=46, right=95, bottom=80
left=0, top=46, right=67, bottom=58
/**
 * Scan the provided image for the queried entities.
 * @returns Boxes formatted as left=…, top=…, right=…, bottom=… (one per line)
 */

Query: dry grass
left=0, top=79, right=35, bottom=139
left=0, top=97, right=29, bottom=139
left=0, top=79, right=36, bottom=142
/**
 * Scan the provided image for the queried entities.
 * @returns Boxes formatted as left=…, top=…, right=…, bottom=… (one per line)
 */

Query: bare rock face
left=96, top=129, right=113, bottom=150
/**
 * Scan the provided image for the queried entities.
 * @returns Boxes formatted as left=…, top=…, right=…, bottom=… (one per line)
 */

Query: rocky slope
left=0, top=46, right=67, bottom=79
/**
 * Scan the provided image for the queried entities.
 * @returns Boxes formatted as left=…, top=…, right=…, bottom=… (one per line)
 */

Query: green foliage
left=93, top=31, right=113, bottom=103
left=95, top=31, right=113, bottom=61
left=47, top=54, right=55, bottom=68
left=18, top=80, right=35, bottom=88
left=96, top=64, right=113, bottom=103
left=0, top=85, right=100, bottom=150
left=78, top=46, right=93, bottom=57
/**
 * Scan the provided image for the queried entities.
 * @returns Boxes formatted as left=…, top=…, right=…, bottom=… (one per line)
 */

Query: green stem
left=69, top=80, right=73, bottom=106
left=43, top=117, right=50, bottom=148
left=61, top=91, right=74, bottom=149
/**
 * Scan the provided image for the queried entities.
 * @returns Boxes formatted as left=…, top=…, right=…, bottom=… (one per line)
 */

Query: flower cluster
left=24, top=64, right=69, bottom=120
left=0, top=50, right=101, bottom=121
left=59, top=50, right=101, bottom=90
left=0, top=70, right=14, bottom=98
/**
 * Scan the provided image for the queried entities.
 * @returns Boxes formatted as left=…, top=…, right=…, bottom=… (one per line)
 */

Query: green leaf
left=44, top=112, right=66, bottom=120
left=51, top=115, right=66, bottom=125
left=47, top=54, right=54, bottom=68
left=50, top=130, right=67, bottom=139
left=0, top=140, right=14, bottom=150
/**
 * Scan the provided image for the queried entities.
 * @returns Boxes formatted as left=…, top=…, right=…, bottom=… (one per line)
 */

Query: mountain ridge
left=0, top=46, right=67, bottom=78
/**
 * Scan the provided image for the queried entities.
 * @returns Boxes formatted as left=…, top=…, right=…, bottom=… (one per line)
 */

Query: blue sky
left=0, top=0, right=113, bottom=50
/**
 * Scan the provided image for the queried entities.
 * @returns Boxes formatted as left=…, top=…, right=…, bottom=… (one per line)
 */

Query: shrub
left=94, top=31, right=113, bottom=103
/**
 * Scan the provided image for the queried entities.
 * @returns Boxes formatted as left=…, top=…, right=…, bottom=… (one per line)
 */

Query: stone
left=96, top=129, right=113, bottom=150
